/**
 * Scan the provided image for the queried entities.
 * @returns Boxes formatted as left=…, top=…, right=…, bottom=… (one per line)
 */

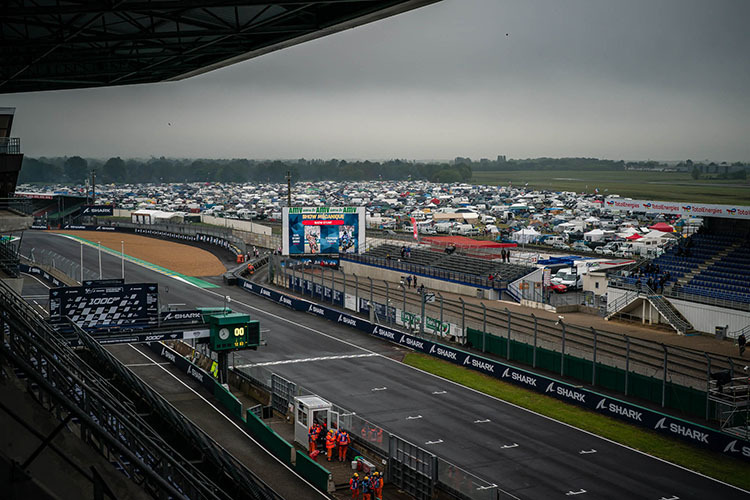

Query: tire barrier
left=235, top=277, right=750, bottom=463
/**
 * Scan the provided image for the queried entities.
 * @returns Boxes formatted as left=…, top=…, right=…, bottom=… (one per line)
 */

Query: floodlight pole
left=121, top=240, right=125, bottom=279
left=286, top=171, right=292, bottom=208
left=98, top=241, right=102, bottom=279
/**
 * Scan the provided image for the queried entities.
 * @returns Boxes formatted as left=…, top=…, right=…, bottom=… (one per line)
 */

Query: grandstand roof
left=423, top=236, right=517, bottom=248
left=0, top=0, right=440, bottom=94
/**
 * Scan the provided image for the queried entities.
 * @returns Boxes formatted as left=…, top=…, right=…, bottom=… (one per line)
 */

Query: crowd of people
left=349, top=471, right=383, bottom=500
left=308, top=422, right=351, bottom=462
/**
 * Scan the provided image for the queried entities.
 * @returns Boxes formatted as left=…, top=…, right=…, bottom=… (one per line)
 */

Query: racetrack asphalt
left=20, top=231, right=750, bottom=500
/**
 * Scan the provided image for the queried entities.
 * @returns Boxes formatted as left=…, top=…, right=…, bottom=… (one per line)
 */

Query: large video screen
left=282, top=207, right=365, bottom=255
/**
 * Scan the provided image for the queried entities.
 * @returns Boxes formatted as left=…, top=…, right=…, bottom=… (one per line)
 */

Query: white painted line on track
left=195, top=286, right=750, bottom=495
left=425, top=439, right=443, bottom=445
left=431, top=390, right=447, bottom=395
left=67, top=246, right=745, bottom=497
left=406, top=415, right=423, bottom=420
left=474, top=418, right=491, bottom=424
left=235, top=353, right=376, bottom=368
left=500, top=443, right=518, bottom=449
left=579, top=449, right=597, bottom=454
left=125, top=344, right=326, bottom=498
left=659, top=496, right=679, bottom=500
left=565, top=489, right=586, bottom=496
left=371, top=386, right=387, bottom=391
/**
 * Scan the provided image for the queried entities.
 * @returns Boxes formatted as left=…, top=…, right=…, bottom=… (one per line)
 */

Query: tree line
left=18, top=156, right=473, bottom=184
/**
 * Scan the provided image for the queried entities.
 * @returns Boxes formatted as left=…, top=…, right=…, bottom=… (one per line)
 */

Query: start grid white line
left=235, top=353, right=378, bottom=368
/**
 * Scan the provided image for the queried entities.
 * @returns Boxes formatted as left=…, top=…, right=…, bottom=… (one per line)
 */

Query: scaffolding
left=708, top=374, right=750, bottom=439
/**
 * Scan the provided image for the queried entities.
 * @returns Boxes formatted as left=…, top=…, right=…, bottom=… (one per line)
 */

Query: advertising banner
left=282, top=207, right=365, bottom=255
left=235, top=277, right=750, bottom=463
left=81, top=205, right=114, bottom=216
left=49, top=282, right=159, bottom=330
left=604, top=198, right=750, bottom=220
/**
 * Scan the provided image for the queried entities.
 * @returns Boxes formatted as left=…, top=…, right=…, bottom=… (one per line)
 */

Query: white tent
left=584, top=228, right=605, bottom=242
left=584, top=216, right=600, bottom=225
left=511, top=227, right=541, bottom=244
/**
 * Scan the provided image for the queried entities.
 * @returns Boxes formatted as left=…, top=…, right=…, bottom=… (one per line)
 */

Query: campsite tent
left=583, top=228, right=605, bottom=242
left=511, top=227, right=541, bottom=244
left=649, top=222, right=674, bottom=232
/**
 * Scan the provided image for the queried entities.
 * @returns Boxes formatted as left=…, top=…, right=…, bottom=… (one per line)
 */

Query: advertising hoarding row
left=282, top=207, right=365, bottom=256
left=604, top=198, right=750, bottom=220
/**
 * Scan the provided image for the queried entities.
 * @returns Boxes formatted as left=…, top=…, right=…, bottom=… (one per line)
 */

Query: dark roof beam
left=2, top=1, right=383, bottom=17
left=109, top=3, right=309, bottom=84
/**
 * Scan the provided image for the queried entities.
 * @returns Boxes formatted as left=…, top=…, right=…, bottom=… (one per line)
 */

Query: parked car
left=550, top=268, right=583, bottom=290
left=570, top=241, right=590, bottom=253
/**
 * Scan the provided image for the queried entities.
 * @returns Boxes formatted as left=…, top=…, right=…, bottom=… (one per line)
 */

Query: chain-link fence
left=272, top=262, right=744, bottom=421
left=28, top=247, right=98, bottom=282
left=233, top=359, right=497, bottom=500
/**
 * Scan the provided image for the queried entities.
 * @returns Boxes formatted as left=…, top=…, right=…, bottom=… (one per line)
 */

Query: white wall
left=201, top=215, right=271, bottom=235
left=669, top=297, right=750, bottom=336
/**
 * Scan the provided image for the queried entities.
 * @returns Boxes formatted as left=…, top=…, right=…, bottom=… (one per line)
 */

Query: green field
left=402, top=353, right=750, bottom=491
left=472, top=170, right=750, bottom=205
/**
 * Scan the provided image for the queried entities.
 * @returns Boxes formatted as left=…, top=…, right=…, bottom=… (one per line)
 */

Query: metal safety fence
left=272, top=263, right=746, bottom=422
left=235, top=361, right=497, bottom=500
left=26, top=247, right=98, bottom=282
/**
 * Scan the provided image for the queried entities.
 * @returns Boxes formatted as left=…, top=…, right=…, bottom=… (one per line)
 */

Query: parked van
left=542, top=235, right=565, bottom=246
left=456, top=224, right=478, bottom=236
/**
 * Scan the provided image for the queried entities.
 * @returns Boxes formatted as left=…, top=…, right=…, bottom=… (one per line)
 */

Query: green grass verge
left=471, top=170, right=750, bottom=204
left=402, top=352, right=750, bottom=491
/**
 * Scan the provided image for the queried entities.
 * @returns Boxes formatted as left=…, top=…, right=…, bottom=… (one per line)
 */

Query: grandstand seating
left=358, top=242, right=534, bottom=285
left=621, top=232, right=750, bottom=305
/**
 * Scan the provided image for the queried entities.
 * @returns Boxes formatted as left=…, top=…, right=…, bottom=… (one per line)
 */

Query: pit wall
left=147, top=341, right=332, bottom=493
left=235, top=276, right=750, bottom=464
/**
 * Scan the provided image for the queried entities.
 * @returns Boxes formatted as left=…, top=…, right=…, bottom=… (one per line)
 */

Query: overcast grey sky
left=5, top=0, right=750, bottom=162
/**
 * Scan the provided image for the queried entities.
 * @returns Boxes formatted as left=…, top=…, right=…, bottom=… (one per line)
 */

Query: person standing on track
left=372, top=471, right=383, bottom=500
left=349, top=473, right=361, bottom=500
left=361, top=475, right=372, bottom=500
left=309, top=422, right=321, bottom=454
left=325, top=429, right=337, bottom=461
left=337, top=428, right=351, bottom=462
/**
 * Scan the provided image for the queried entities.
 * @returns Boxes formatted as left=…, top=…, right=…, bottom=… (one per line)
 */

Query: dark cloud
left=4, top=0, right=749, bottom=161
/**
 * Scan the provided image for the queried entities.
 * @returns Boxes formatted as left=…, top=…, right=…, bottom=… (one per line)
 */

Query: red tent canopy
left=648, top=222, right=674, bottom=232
left=626, top=233, right=643, bottom=240
left=422, top=236, right=517, bottom=248
left=431, top=198, right=441, bottom=205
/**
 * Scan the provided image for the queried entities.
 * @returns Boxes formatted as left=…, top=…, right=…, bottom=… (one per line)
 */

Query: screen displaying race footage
left=283, top=207, right=365, bottom=255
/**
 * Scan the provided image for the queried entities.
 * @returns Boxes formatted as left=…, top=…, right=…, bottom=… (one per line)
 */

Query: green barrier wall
left=214, top=384, right=243, bottom=420
left=294, top=449, right=331, bottom=493
left=245, top=409, right=294, bottom=464
left=466, top=328, right=708, bottom=418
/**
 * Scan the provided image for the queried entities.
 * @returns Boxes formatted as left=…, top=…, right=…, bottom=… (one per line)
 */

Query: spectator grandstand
left=614, top=231, right=750, bottom=310
left=343, top=242, right=534, bottom=288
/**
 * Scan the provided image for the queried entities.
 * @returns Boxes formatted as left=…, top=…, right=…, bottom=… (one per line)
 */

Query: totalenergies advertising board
left=282, top=207, right=365, bottom=255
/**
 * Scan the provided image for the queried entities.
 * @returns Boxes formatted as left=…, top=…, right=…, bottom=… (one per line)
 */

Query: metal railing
left=111, top=220, right=247, bottom=253
left=25, top=247, right=98, bottom=283
left=0, top=137, right=21, bottom=154
left=0, top=280, right=209, bottom=499
left=273, top=265, right=745, bottom=397
left=341, top=253, right=507, bottom=290
left=0, top=196, right=33, bottom=214
left=232, top=359, right=497, bottom=500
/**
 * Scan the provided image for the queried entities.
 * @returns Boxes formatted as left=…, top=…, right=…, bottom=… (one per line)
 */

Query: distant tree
left=101, top=157, right=126, bottom=183
left=691, top=166, right=701, bottom=180
left=18, top=157, right=62, bottom=183
left=63, top=156, right=88, bottom=183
